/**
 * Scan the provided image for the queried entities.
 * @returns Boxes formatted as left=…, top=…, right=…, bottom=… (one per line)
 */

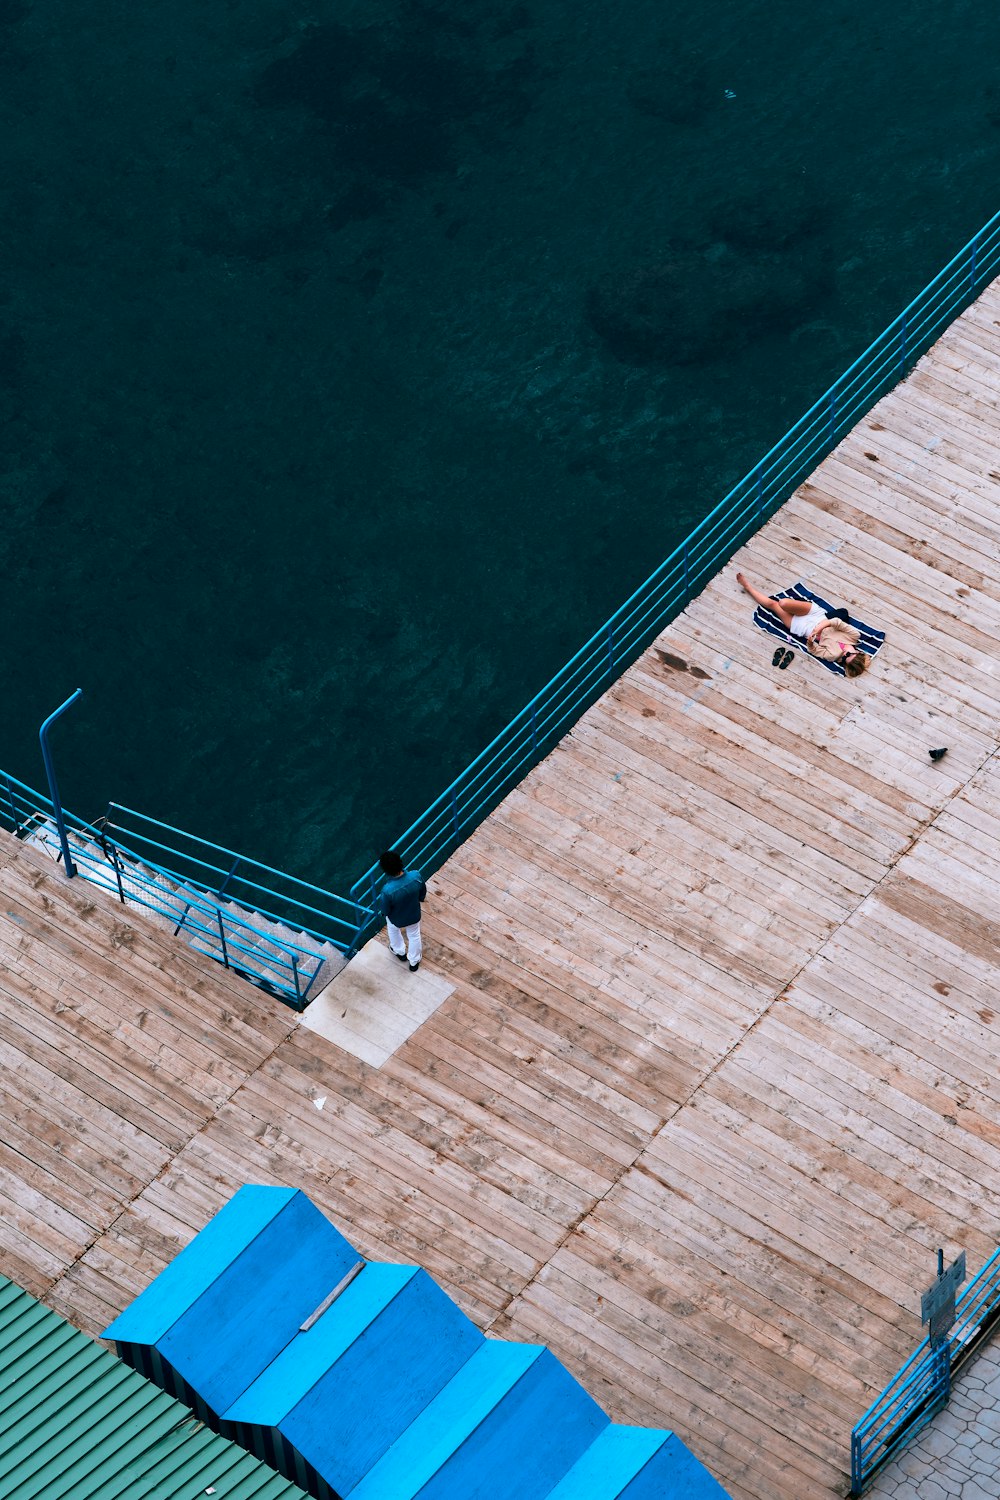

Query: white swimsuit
left=789, top=602, right=828, bottom=640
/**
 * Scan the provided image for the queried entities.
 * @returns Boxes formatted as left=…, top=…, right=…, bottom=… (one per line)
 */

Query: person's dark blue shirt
left=381, top=870, right=426, bottom=928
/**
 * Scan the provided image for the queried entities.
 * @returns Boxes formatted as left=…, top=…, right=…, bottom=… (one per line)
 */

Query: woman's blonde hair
left=844, top=651, right=869, bottom=678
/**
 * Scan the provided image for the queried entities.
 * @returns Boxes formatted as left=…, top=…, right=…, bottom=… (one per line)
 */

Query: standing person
left=379, top=850, right=426, bottom=972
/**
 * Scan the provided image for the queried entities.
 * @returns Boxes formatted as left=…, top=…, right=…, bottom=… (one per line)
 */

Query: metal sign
left=921, top=1250, right=966, bottom=1347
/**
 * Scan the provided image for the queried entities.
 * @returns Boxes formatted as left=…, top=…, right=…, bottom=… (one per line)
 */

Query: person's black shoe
left=929, top=748, right=948, bottom=762
left=778, top=649, right=795, bottom=670
left=772, top=647, right=785, bottom=667
left=393, top=950, right=407, bottom=962
left=409, top=960, right=421, bottom=972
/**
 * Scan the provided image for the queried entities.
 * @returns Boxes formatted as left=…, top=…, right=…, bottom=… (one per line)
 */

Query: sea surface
left=2, top=0, right=1000, bottom=892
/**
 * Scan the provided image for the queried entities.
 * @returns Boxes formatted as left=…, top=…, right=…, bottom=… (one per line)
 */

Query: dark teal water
left=2, top=0, right=999, bottom=891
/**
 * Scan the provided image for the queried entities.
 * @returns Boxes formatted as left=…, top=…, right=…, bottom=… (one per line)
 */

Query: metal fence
left=351, top=209, right=1000, bottom=930
left=5, top=213, right=1000, bottom=986
left=102, top=802, right=369, bottom=956
left=850, top=1247, right=1000, bottom=1494
left=0, top=772, right=372, bottom=1009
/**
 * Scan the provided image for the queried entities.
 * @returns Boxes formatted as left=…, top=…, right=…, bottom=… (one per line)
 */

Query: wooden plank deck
left=6, top=279, right=1000, bottom=1499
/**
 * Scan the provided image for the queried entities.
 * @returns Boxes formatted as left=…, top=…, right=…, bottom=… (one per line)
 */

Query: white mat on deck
left=297, top=937, right=454, bottom=1068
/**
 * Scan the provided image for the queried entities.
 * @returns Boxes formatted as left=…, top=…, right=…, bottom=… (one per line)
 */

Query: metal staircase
left=22, top=815, right=347, bottom=1004
left=2, top=770, right=370, bottom=1010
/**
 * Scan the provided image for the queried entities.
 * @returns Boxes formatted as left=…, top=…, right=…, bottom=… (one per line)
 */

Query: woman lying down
left=737, top=571, right=870, bottom=678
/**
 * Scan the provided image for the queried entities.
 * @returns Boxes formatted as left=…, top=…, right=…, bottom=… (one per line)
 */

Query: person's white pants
left=386, top=920, right=422, bottom=965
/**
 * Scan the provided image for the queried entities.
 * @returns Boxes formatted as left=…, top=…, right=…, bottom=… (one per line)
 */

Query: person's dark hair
left=379, top=850, right=404, bottom=876
left=844, top=651, right=869, bottom=679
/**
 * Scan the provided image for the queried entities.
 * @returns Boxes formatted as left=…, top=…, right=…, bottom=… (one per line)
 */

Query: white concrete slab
left=297, top=936, right=455, bottom=1067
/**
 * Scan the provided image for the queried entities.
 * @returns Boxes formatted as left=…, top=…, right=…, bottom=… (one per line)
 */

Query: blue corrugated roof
left=0, top=1276, right=310, bottom=1500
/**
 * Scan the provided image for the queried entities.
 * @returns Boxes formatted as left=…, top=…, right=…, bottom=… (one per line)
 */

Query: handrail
left=87, top=837, right=316, bottom=965
left=850, top=1247, right=1000, bottom=1493
left=103, top=803, right=370, bottom=950
left=0, top=769, right=366, bottom=1009
left=351, top=208, right=1000, bottom=929
left=107, top=804, right=362, bottom=914
left=38, top=690, right=83, bottom=878
left=4, top=212, right=1000, bottom=991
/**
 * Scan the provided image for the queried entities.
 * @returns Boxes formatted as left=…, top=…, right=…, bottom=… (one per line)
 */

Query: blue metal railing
left=39, top=690, right=83, bottom=877
left=103, top=803, right=369, bottom=958
left=352, top=210, right=1000, bottom=930
left=0, top=772, right=373, bottom=1010
left=851, top=1247, right=1000, bottom=1493
left=5, top=213, right=1000, bottom=991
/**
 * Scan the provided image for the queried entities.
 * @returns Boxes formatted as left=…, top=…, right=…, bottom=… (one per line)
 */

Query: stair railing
left=0, top=772, right=347, bottom=1009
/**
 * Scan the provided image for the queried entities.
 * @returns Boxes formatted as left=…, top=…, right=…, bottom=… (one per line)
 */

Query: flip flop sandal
left=772, top=647, right=786, bottom=667
left=778, top=649, right=795, bottom=670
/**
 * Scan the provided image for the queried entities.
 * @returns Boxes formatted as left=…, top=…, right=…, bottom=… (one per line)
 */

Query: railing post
left=217, top=909, right=230, bottom=969
left=38, top=689, right=83, bottom=878
left=292, top=955, right=302, bottom=1009
left=606, top=623, right=615, bottom=678
left=683, top=543, right=690, bottom=600
left=109, top=846, right=126, bottom=905
left=348, top=906, right=369, bottom=958
left=756, top=467, right=763, bottom=525
left=828, top=391, right=837, bottom=445
left=530, top=706, right=538, bottom=752
left=970, top=235, right=979, bottom=292
left=217, top=856, right=240, bottom=898
left=850, top=1429, right=862, bottom=1497
left=450, top=792, right=459, bottom=838
left=898, top=312, right=907, bottom=380
left=4, top=775, right=21, bottom=836
left=936, top=1338, right=952, bottom=1406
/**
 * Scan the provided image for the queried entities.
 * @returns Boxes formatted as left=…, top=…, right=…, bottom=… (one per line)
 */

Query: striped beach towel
left=753, top=583, right=886, bottom=676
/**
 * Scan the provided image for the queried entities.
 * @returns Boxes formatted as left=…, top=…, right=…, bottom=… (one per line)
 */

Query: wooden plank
left=502, top=1267, right=846, bottom=1500
left=0, top=847, right=295, bottom=1051
left=447, top=819, right=791, bottom=1041
left=590, top=1176, right=908, bottom=1362
left=8, top=278, right=1000, bottom=1500
left=429, top=896, right=767, bottom=1063
left=428, top=917, right=717, bottom=1110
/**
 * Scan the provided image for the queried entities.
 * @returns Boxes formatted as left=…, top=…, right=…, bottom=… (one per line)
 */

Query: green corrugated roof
left=0, top=1276, right=311, bottom=1500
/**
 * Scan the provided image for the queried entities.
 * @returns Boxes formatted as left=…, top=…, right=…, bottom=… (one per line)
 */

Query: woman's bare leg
left=736, top=572, right=811, bottom=630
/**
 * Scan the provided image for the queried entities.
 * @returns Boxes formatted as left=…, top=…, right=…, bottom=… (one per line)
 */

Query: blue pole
left=4, top=775, right=21, bottom=836
left=39, top=689, right=83, bottom=879
left=217, top=908, right=230, bottom=968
